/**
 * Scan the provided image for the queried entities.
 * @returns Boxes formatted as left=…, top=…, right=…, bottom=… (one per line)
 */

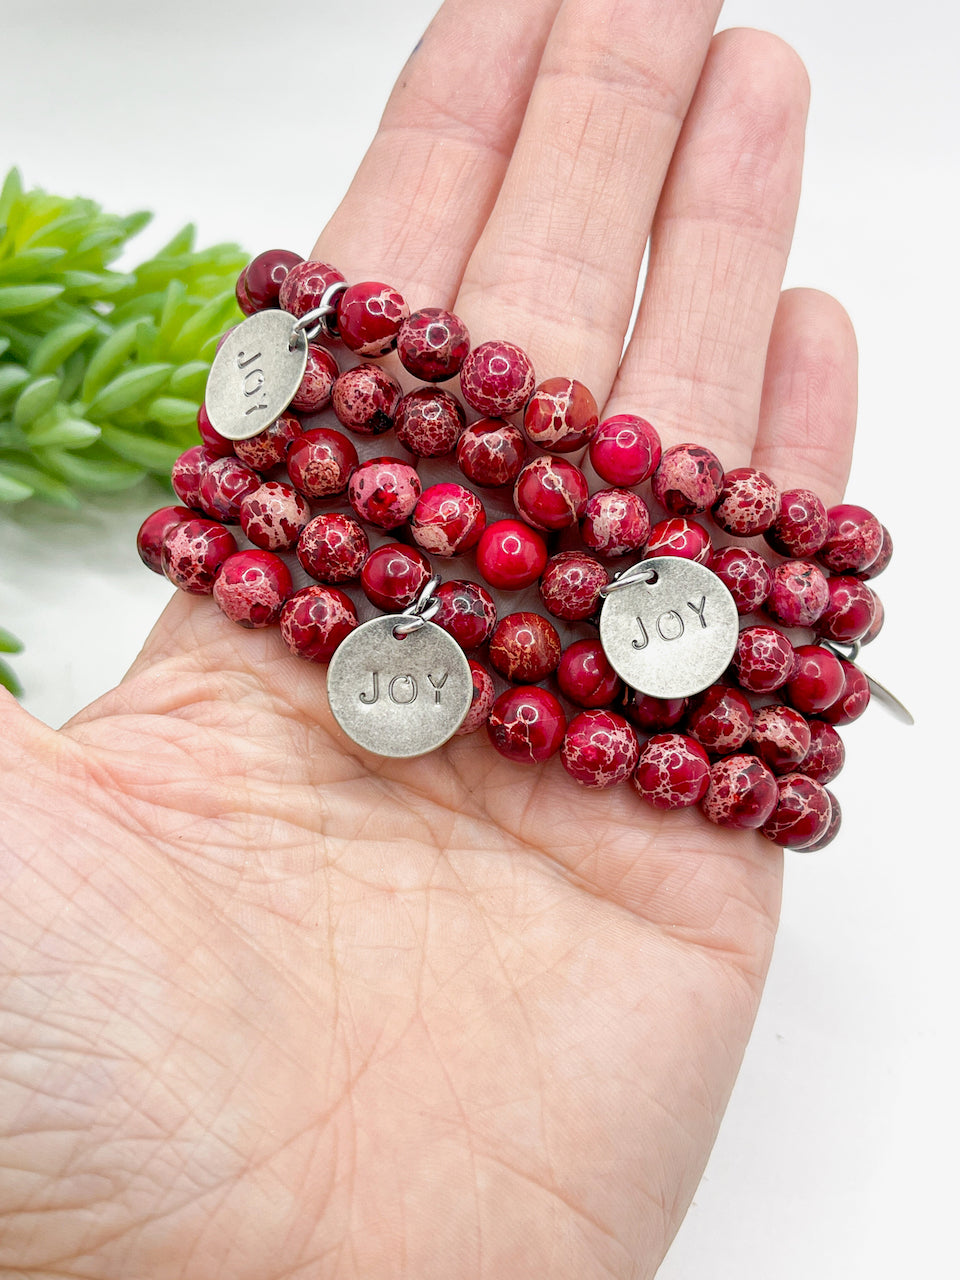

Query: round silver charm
left=203, top=309, right=307, bottom=441
left=326, top=615, right=473, bottom=758
left=599, top=556, right=739, bottom=699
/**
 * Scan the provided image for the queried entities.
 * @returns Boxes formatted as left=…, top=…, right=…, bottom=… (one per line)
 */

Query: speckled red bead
left=580, top=488, right=651, bottom=557
left=785, top=644, right=846, bottom=714
left=198, top=455, right=261, bottom=523
left=235, top=267, right=254, bottom=316
left=137, top=505, right=195, bottom=574
left=336, top=281, right=408, bottom=356
left=765, top=488, right=828, bottom=558
left=862, top=591, right=884, bottom=644
left=456, top=660, right=496, bottom=735
left=710, top=545, right=773, bottom=614
left=460, top=340, right=535, bottom=417
left=410, top=482, right=486, bottom=557
left=733, top=625, right=796, bottom=693
left=394, top=387, right=465, bottom=457
left=161, top=518, right=237, bottom=595
left=816, top=576, right=877, bottom=643
left=560, top=710, right=639, bottom=788
left=588, top=415, right=661, bottom=487
left=684, top=684, right=753, bottom=755
left=855, top=525, right=893, bottom=580
left=433, top=580, right=497, bottom=649
left=486, top=686, right=566, bottom=764
left=239, top=481, right=311, bottom=551
left=359, top=543, right=431, bottom=611
left=712, top=467, right=779, bottom=536
left=765, top=559, right=830, bottom=628
left=171, top=444, right=219, bottom=509
left=212, top=549, right=293, bottom=628
left=332, top=364, right=402, bottom=436
left=819, top=659, right=871, bottom=726
left=539, top=550, right=607, bottom=621
left=297, top=512, right=369, bottom=584
left=797, top=719, right=845, bottom=785
left=489, top=612, right=561, bottom=684
left=644, top=517, right=712, bottom=564
left=701, top=754, right=779, bottom=830
left=622, top=692, right=688, bottom=731
left=277, top=260, right=345, bottom=318
left=456, top=418, right=527, bottom=487
left=196, top=403, right=234, bottom=457
left=475, top=519, right=548, bottom=591
left=513, top=456, right=589, bottom=531
left=397, top=308, right=470, bottom=382
left=552, top=639, right=619, bottom=708
left=290, top=343, right=339, bottom=413
left=747, top=704, right=811, bottom=774
left=761, top=773, right=832, bottom=849
left=652, top=443, right=724, bottom=516
left=279, top=585, right=358, bottom=663
left=818, top=504, right=883, bottom=574
left=632, top=733, right=711, bottom=810
left=804, top=788, right=841, bottom=850
left=286, top=427, right=358, bottom=499
left=522, top=378, right=599, bottom=452
left=242, top=248, right=303, bottom=312
left=347, top=456, right=421, bottom=530
left=234, top=412, right=302, bottom=472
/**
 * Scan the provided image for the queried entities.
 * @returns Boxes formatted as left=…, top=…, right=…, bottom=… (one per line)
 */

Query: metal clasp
left=289, top=280, right=349, bottom=347
left=392, top=574, right=442, bottom=638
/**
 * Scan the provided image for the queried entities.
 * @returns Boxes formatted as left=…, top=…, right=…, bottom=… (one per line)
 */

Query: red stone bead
left=747, top=704, right=811, bottom=774
left=701, top=754, right=779, bottom=830
left=279, top=585, right=358, bottom=663
left=765, top=559, right=830, bottom=628
left=513, top=455, right=589, bottom=531
left=161, top=518, right=237, bottom=594
left=212, top=549, right=293, bottom=629
left=336, top=281, right=409, bottom=357
left=234, top=412, right=303, bottom=472
left=243, top=249, right=304, bottom=312
left=644, top=517, right=712, bottom=563
left=712, top=467, right=779, bottom=536
left=456, top=660, right=496, bottom=735
left=277, top=260, right=345, bottom=319
left=410, top=482, right=486, bottom=557
left=196, top=403, right=234, bottom=457
left=522, top=377, right=598, bottom=452
left=588, top=414, right=661, bottom=486
left=297, top=512, right=369, bottom=583
left=197, top=455, right=261, bottom=523
left=397, top=308, right=470, bottom=382
left=785, top=644, right=846, bottom=714
left=359, top=543, right=430, bottom=611
left=332, top=363, right=401, bottom=435
left=489, top=612, right=561, bottom=684
left=761, top=773, right=832, bottom=849
left=171, top=444, right=219, bottom=510
left=632, top=733, right=711, bottom=810
left=862, top=591, right=884, bottom=644
left=622, top=691, right=688, bottom=731
left=433, top=580, right=497, bottom=649
left=456, top=418, right=527, bottom=487
left=137, top=505, right=195, bottom=574
left=652, top=443, right=724, bottom=516
left=286, top=427, right=358, bottom=500
left=855, top=524, right=893, bottom=580
left=581, top=488, right=651, bottom=557
left=291, top=344, right=339, bottom=413
left=818, top=504, right=884, bottom=574
left=804, top=788, right=841, bottom=850
left=797, top=719, right=845, bottom=785
left=819, top=659, right=870, bottom=726
left=239, top=480, right=311, bottom=551
left=561, top=710, right=639, bottom=788
left=765, top=488, right=828, bottom=558
left=557, top=639, right=623, bottom=708
left=476, top=519, right=548, bottom=590
left=733, top=625, right=796, bottom=693
left=684, top=683, right=753, bottom=755
left=347, top=456, right=421, bottom=530
left=235, top=267, right=255, bottom=317
left=394, top=387, right=465, bottom=458
left=486, top=686, right=566, bottom=764
left=460, top=339, right=535, bottom=417
left=710, top=545, right=773, bottom=614
left=816, top=575, right=876, bottom=643
left=539, top=550, right=607, bottom=621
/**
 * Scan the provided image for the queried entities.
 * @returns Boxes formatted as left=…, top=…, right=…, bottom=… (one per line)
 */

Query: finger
left=751, top=287, right=858, bottom=506
left=605, top=28, right=809, bottom=464
left=453, top=0, right=724, bottom=393
left=313, top=0, right=562, bottom=304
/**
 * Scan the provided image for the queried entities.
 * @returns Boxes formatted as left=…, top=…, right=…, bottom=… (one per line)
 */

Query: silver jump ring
left=289, top=281, right=349, bottom=346
left=392, top=575, right=442, bottom=637
left=597, top=564, right=658, bottom=598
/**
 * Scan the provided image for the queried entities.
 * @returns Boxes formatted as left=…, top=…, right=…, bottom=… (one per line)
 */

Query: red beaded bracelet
left=137, top=248, right=909, bottom=854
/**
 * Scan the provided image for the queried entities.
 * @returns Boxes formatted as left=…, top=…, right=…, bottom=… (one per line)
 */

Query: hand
left=0, top=2, right=858, bottom=1276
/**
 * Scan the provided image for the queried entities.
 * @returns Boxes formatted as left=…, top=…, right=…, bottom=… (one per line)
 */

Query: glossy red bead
left=816, top=575, right=876, bottom=643
left=489, top=612, right=561, bottom=684
left=797, top=719, right=845, bottom=785
left=557, top=639, right=622, bottom=708
left=433, top=580, right=497, bottom=649
left=622, top=691, right=688, bottom=731
left=347, top=456, right=421, bottom=530
left=291, top=344, right=339, bottom=413
left=279, top=585, right=358, bottom=663
left=701, top=754, right=779, bottom=830
left=397, top=308, right=470, bottom=382
left=765, top=488, right=828, bottom=558
left=277, top=260, right=345, bottom=319
left=410, top=482, right=486, bottom=557
left=561, top=710, right=639, bottom=788
left=161, top=518, right=237, bottom=595
left=460, top=339, right=535, bottom=417
left=855, top=524, right=893, bottom=580
left=819, top=659, right=870, bottom=726
left=197, top=455, right=261, bottom=523
left=818, top=504, right=884, bottom=574
left=539, top=550, right=607, bottom=621
left=212, top=549, right=293, bottom=628
left=476, top=519, right=548, bottom=591
left=522, top=377, right=599, bottom=452
left=785, top=644, right=846, bottom=714
left=588, top=414, right=661, bottom=486
left=644, top=517, right=712, bottom=564
left=765, top=559, right=830, bottom=628
left=733, top=625, right=796, bottom=693
left=243, top=249, right=304, bottom=312
left=137, top=505, right=195, bottom=574
left=804, top=789, right=842, bottom=850
left=286, top=427, right=358, bottom=499
left=171, top=444, right=219, bottom=509
left=456, top=660, right=496, bottom=735
left=196, top=403, right=234, bottom=457
left=747, top=704, right=811, bottom=774
left=652, top=443, right=724, bottom=516
left=710, top=545, right=773, bottom=614
left=712, top=467, right=779, bottom=536
left=513, top=455, right=589, bottom=531
left=632, top=733, right=711, bottom=810
left=684, top=684, right=753, bottom=755
left=235, top=266, right=255, bottom=316
left=395, top=387, right=465, bottom=457
left=359, top=543, right=430, bottom=611
left=297, top=512, right=369, bottom=584
left=332, top=364, right=401, bottom=435
left=486, top=686, right=566, bottom=764
left=336, top=281, right=409, bottom=356
left=862, top=591, right=884, bottom=644
left=761, top=773, right=832, bottom=849
left=580, top=488, right=651, bottom=557
left=239, top=480, right=311, bottom=551
left=234, top=412, right=302, bottom=472
left=456, top=418, right=527, bottom=487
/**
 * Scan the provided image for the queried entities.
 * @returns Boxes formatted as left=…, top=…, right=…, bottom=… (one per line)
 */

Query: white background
left=1, top=1, right=956, bottom=1275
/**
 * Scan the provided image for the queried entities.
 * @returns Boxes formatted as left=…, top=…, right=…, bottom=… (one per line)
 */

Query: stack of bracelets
left=135, top=248, right=904, bottom=852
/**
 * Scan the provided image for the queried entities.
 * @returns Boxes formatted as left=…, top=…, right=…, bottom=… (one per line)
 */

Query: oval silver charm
left=598, top=556, right=739, bottom=699
left=326, top=615, right=473, bottom=758
left=203, top=309, right=307, bottom=441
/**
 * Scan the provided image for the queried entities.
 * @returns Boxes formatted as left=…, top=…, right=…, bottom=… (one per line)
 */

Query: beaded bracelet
left=136, top=248, right=909, bottom=853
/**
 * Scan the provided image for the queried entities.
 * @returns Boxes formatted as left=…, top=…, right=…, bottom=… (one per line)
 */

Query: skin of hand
left=0, top=2, right=859, bottom=1277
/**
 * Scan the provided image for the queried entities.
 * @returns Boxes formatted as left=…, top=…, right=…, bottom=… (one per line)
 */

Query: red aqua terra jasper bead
left=335, top=281, right=409, bottom=357
left=234, top=412, right=302, bottom=472
left=785, top=644, right=846, bottom=714
left=760, top=774, right=832, bottom=849
left=239, top=481, right=311, bottom=551
left=476, top=519, right=548, bottom=591
left=644, top=517, right=712, bottom=563
left=279, top=585, right=358, bottom=664
left=432, top=580, right=498, bottom=649
left=347, top=457, right=421, bottom=530
left=161, top=519, right=237, bottom=595
left=710, top=545, right=773, bottom=614
left=242, top=248, right=303, bottom=312
left=652, top=443, right=724, bottom=515
left=277, top=260, right=345, bottom=318
left=198, top=456, right=261, bottom=523
left=818, top=504, right=883, bottom=574
left=332, top=364, right=402, bottom=435
left=557, top=639, right=622, bottom=708
left=623, top=691, right=688, bottom=730
left=765, top=559, right=830, bottom=628
left=733, top=626, right=796, bottom=693
left=522, top=377, right=599, bottom=452
left=297, top=513, right=369, bottom=584
left=816, top=576, right=877, bottom=643
left=196, top=402, right=234, bottom=457
left=804, top=789, right=841, bottom=850
left=456, top=418, right=527, bottom=487
left=701, top=754, right=779, bottom=830
left=457, top=660, right=496, bottom=735
left=588, top=414, right=661, bottom=487
left=212, top=550, right=293, bottom=629
left=560, top=710, right=639, bottom=788
left=513, top=456, right=589, bottom=531
left=394, top=387, right=465, bottom=458
left=460, top=339, right=535, bottom=417
left=286, top=428, right=358, bottom=500
left=819, top=659, right=870, bottom=726
left=291, top=344, right=339, bottom=413
left=410, top=482, right=486, bottom=557
left=633, top=732, right=712, bottom=809
left=487, top=686, right=566, bottom=764
left=488, top=612, right=561, bottom=684
left=747, top=704, right=811, bottom=774
left=683, top=684, right=754, bottom=755
left=796, top=719, right=845, bottom=785
left=171, top=444, right=219, bottom=510
left=580, top=488, right=651, bottom=557
left=137, top=505, right=194, bottom=574
left=765, top=488, right=828, bottom=558
left=397, top=308, right=470, bottom=382
left=712, top=467, right=779, bottom=536
left=360, top=543, right=431, bottom=611
left=539, top=550, right=607, bottom=621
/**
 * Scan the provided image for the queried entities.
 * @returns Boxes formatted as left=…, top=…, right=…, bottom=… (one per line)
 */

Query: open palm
left=1, top=2, right=859, bottom=1276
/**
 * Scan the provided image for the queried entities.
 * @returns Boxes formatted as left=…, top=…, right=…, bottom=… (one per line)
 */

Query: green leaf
left=99, top=425, right=182, bottom=471
left=0, top=470, right=33, bottom=502
left=0, top=365, right=30, bottom=400
left=25, top=209, right=95, bottom=250
left=85, top=362, right=172, bottom=417
left=0, top=166, right=23, bottom=227
left=0, top=657, right=23, bottom=698
left=121, top=209, right=152, bottom=239
left=155, top=224, right=196, bottom=258
left=28, top=316, right=100, bottom=374
left=167, top=360, right=210, bottom=399
left=80, top=318, right=147, bottom=401
left=43, top=447, right=145, bottom=491
left=168, top=290, right=240, bottom=361
left=0, top=283, right=65, bottom=315
left=0, top=458, right=81, bottom=507
left=0, top=246, right=67, bottom=280
left=13, top=375, right=61, bottom=427
left=26, top=414, right=100, bottom=449
left=157, top=279, right=189, bottom=352
left=0, top=627, right=24, bottom=654
left=145, top=395, right=198, bottom=430
left=0, top=337, right=9, bottom=358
